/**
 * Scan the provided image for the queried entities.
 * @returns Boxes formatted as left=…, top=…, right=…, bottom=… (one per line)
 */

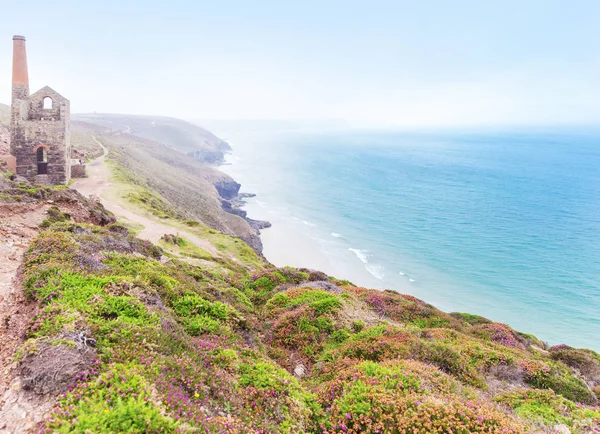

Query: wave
left=256, top=200, right=267, bottom=207
left=331, top=232, right=343, bottom=238
left=302, top=220, right=317, bottom=227
left=366, top=263, right=385, bottom=280
left=348, top=248, right=385, bottom=280
left=399, top=271, right=405, bottom=276
left=348, top=248, right=369, bottom=264
left=409, top=278, right=416, bottom=283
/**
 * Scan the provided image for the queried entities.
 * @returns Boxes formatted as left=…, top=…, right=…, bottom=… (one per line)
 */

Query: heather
left=14, top=218, right=600, bottom=433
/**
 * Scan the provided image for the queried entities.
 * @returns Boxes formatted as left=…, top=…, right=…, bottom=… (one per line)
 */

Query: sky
left=1, top=0, right=599, bottom=127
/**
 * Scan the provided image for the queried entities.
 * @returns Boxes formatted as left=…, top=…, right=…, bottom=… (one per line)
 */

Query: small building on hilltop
left=9, top=35, right=73, bottom=185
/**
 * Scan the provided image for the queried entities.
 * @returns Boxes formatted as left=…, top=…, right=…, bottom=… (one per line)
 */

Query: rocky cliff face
left=212, top=178, right=241, bottom=199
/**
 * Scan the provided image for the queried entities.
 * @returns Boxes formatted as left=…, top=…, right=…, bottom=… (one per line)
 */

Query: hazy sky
left=1, top=0, right=599, bottom=127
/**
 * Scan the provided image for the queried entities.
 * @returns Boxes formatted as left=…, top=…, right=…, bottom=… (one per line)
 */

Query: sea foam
left=367, top=264, right=385, bottom=280
left=349, top=248, right=385, bottom=279
left=349, top=248, right=369, bottom=264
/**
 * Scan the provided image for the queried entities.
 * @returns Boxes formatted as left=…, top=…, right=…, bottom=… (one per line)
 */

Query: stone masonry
left=70, top=159, right=86, bottom=178
left=10, top=36, right=71, bottom=185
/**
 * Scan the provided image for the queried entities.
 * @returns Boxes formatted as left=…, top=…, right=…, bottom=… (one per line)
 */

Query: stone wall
left=70, top=163, right=86, bottom=178
left=11, top=87, right=71, bottom=185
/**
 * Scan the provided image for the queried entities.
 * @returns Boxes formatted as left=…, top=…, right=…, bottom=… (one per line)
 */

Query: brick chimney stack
left=12, top=35, right=29, bottom=102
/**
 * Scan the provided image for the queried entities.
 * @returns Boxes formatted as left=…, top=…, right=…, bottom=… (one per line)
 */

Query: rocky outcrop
left=247, top=218, right=272, bottom=231
left=213, top=178, right=241, bottom=200
left=220, top=198, right=246, bottom=218
left=218, top=191, right=271, bottom=254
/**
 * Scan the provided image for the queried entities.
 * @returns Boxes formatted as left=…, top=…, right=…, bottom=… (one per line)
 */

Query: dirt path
left=0, top=203, right=54, bottom=433
left=72, top=137, right=219, bottom=256
left=0, top=205, right=47, bottom=300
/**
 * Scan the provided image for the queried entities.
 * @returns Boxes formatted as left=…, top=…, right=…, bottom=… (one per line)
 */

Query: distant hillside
left=0, top=103, right=9, bottom=124
left=0, top=103, right=10, bottom=154
left=71, top=120, right=265, bottom=252
left=74, top=113, right=231, bottom=163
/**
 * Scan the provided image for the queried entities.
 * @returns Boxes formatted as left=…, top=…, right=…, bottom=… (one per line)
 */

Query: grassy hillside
left=71, top=122, right=263, bottom=252
left=74, top=113, right=231, bottom=163
left=70, top=121, right=108, bottom=162
left=5, top=194, right=598, bottom=433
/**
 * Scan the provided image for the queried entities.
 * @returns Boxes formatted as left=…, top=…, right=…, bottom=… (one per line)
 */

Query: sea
left=209, top=121, right=600, bottom=351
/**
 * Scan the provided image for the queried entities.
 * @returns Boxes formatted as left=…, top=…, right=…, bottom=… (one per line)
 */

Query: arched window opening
left=36, top=147, right=48, bottom=175
left=43, top=97, right=53, bottom=109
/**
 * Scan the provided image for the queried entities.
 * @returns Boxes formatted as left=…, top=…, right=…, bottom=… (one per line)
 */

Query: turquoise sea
left=213, top=123, right=600, bottom=351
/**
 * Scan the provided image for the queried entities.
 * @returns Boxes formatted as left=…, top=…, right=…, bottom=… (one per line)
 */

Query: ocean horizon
left=214, top=123, right=600, bottom=351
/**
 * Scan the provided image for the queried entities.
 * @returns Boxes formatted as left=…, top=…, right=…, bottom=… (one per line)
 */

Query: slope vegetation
left=0, top=181, right=598, bottom=433
left=73, top=124, right=264, bottom=252
left=1, top=108, right=599, bottom=433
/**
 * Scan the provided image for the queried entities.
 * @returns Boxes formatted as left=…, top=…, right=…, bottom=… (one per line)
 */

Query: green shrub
left=521, top=359, right=597, bottom=404
left=40, top=206, right=71, bottom=228
left=266, top=288, right=342, bottom=315
left=172, top=294, right=231, bottom=320
left=496, top=388, right=600, bottom=430
left=451, top=312, right=493, bottom=326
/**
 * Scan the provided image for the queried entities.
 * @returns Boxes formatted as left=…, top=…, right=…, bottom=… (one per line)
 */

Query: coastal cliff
left=68, top=116, right=269, bottom=253
left=0, top=113, right=599, bottom=433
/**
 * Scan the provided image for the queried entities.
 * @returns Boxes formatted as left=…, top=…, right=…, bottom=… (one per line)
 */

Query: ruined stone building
left=10, top=35, right=72, bottom=185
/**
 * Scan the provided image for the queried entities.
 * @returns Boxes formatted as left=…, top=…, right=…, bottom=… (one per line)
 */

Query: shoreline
left=217, top=151, right=445, bottom=306
left=215, top=144, right=430, bottom=300
left=215, top=131, right=600, bottom=352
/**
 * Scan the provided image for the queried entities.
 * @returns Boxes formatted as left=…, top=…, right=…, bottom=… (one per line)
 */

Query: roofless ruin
left=9, top=35, right=73, bottom=185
